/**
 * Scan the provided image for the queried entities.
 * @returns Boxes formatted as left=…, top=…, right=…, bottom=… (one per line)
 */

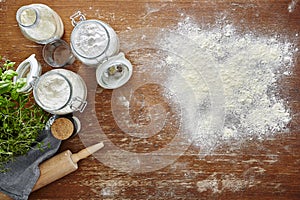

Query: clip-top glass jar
left=16, top=4, right=64, bottom=44
left=14, top=54, right=87, bottom=115
left=33, top=69, right=87, bottom=115
left=69, top=11, right=119, bottom=66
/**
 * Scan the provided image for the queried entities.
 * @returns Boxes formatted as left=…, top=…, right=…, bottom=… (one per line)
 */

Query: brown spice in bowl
left=51, top=117, right=74, bottom=140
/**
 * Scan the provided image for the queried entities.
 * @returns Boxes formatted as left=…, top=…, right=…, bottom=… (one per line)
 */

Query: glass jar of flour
left=33, top=69, right=87, bottom=115
left=16, top=4, right=64, bottom=44
left=14, top=55, right=87, bottom=115
left=69, top=11, right=119, bottom=66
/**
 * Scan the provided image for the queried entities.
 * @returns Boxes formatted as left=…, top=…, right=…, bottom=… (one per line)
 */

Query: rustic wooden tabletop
left=0, top=0, right=300, bottom=199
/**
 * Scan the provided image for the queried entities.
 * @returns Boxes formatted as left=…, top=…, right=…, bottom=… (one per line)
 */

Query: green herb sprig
left=0, top=56, right=50, bottom=171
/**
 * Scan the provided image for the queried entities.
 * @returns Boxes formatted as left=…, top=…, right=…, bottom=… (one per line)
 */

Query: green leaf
left=3, top=61, right=15, bottom=70
left=0, top=81, right=11, bottom=95
left=0, top=80, right=10, bottom=88
left=1, top=69, right=17, bottom=80
left=10, top=90, right=19, bottom=100
left=15, top=78, right=26, bottom=90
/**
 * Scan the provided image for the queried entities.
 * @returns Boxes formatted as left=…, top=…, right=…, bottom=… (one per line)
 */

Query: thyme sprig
left=0, top=56, right=50, bottom=171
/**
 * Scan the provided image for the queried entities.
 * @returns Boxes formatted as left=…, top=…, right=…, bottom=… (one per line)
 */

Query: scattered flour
left=197, top=173, right=259, bottom=193
left=158, top=17, right=297, bottom=155
left=288, top=0, right=299, bottom=12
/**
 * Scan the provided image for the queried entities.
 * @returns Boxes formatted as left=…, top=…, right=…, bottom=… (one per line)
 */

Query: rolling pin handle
left=71, top=142, right=104, bottom=163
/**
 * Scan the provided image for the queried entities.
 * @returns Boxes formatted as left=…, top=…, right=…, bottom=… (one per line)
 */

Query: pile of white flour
left=158, top=17, right=298, bottom=155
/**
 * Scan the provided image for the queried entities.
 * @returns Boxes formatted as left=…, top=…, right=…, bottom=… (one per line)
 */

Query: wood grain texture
left=0, top=0, right=299, bottom=199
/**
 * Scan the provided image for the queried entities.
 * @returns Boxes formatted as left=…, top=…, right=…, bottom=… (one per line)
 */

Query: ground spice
left=51, top=117, right=74, bottom=140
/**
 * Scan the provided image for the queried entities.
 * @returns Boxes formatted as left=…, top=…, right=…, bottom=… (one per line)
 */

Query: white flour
left=70, top=11, right=119, bottom=66
left=288, top=0, right=299, bottom=12
left=17, top=4, right=63, bottom=43
left=158, top=17, right=297, bottom=155
left=35, top=73, right=71, bottom=110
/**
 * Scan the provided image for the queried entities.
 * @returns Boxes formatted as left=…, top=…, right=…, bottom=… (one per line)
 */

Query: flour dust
left=118, top=15, right=298, bottom=159
left=156, top=17, right=298, bottom=155
left=288, top=0, right=299, bottom=12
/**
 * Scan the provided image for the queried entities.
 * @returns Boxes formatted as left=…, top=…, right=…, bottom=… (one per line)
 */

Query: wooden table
left=0, top=0, right=300, bottom=199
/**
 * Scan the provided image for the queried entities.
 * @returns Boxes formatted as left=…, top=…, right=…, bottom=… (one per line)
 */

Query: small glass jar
left=33, top=69, right=87, bottom=115
left=70, top=11, right=119, bottom=66
left=45, top=114, right=81, bottom=140
left=16, top=4, right=64, bottom=44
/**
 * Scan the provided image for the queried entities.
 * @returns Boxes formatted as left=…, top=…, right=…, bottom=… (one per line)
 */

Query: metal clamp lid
left=70, top=11, right=86, bottom=26
left=13, top=54, right=41, bottom=93
left=69, top=96, right=87, bottom=112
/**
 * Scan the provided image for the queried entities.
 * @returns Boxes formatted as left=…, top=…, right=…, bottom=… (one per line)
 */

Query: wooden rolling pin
left=0, top=142, right=104, bottom=200
left=32, top=142, right=104, bottom=191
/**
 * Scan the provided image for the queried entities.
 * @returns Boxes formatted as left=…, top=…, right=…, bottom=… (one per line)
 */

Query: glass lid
left=16, top=6, right=37, bottom=27
left=14, top=54, right=41, bottom=93
left=96, top=52, right=133, bottom=89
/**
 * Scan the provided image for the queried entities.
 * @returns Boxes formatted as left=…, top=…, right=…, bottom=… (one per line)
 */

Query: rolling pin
left=32, top=142, right=104, bottom=191
left=0, top=142, right=104, bottom=200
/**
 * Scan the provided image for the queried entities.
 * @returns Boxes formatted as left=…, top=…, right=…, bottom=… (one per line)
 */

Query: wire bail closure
left=70, top=11, right=86, bottom=26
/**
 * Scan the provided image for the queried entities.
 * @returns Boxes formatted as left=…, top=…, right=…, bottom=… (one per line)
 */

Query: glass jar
left=46, top=114, right=81, bottom=140
left=33, top=69, right=87, bottom=115
left=16, top=4, right=64, bottom=44
left=14, top=55, right=87, bottom=115
left=70, top=11, right=119, bottom=66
